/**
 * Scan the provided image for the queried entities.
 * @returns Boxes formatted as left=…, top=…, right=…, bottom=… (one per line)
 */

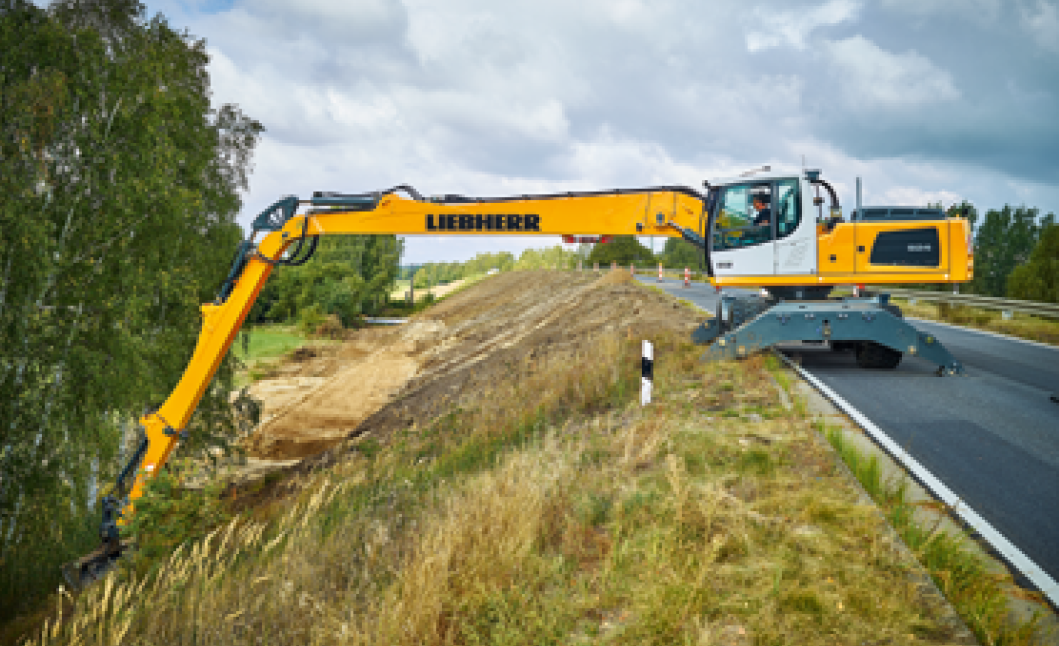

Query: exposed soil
left=240, top=270, right=703, bottom=467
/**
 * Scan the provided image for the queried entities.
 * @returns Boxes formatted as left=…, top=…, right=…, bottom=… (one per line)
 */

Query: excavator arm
left=65, top=184, right=709, bottom=586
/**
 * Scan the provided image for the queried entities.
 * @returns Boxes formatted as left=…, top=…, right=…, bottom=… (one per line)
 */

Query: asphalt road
left=640, top=276, right=1059, bottom=588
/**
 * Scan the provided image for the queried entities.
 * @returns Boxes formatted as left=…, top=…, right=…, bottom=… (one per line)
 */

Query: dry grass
left=21, top=299, right=1044, bottom=645
left=890, top=298, right=1059, bottom=346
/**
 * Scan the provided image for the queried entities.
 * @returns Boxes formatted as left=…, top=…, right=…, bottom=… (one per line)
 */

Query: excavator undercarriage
left=692, top=290, right=962, bottom=375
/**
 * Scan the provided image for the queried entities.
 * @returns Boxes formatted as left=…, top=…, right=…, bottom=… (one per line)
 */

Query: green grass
left=232, top=325, right=308, bottom=363
left=822, top=424, right=1049, bottom=645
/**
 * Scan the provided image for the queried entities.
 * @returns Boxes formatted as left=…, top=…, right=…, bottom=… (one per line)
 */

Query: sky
left=110, top=0, right=1059, bottom=263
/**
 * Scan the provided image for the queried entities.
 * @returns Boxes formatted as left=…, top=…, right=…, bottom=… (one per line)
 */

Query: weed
left=823, top=423, right=1048, bottom=645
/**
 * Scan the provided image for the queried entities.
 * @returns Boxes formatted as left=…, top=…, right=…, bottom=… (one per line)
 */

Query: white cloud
left=129, top=0, right=1059, bottom=262
left=745, top=0, right=861, bottom=52
left=880, top=186, right=962, bottom=207
left=827, top=35, right=960, bottom=108
left=1021, top=1, right=1059, bottom=53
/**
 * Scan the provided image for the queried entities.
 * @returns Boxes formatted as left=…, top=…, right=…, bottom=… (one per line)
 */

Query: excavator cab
left=709, top=172, right=817, bottom=282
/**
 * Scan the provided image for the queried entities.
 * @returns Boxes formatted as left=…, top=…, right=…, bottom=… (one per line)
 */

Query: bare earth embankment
left=31, top=269, right=1046, bottom=646
left=240, top=269, right=695, bottom=465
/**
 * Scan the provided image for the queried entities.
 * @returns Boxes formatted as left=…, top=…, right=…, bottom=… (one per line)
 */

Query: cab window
left=712, top=183, right=773, bottom=251
left=775, top=179, right=801, bottom=240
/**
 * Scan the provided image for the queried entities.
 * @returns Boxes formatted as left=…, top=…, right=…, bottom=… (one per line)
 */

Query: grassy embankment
left=23, top=308, right=1046, bottom=645
left=824, top=287, right=1059, bottom=346
left=889, top=297, right=1059, bottom=346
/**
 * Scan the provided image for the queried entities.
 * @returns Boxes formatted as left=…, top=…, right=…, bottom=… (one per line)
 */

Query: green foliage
left=411, top=252, right=514, bottom=288
left=944, top=200, right=979, bottom=231
left=1008, top=224, right=1059, bottom=304
left=586, top=236, right=656, bottom=267
left=232, top=327, right=308, bottom=363
left=255, top=235, right=402, bottom=325
left=969, top=205, right=1054, bottom=297
left=466, top=251, right=515, bottom=275
left=122, top=465, right=231, bottom=565
left=513, top=245, right=578, bottom=270
left=296, top=304, right=328, bottom=336
left=0, top=0, right=262, bottom=621
left=658, top=237, right=703, bottom=270
left=412, top=261, right=463, bottom=288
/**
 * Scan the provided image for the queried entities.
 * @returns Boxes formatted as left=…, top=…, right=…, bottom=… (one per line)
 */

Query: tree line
left=957, top=203, right=1056, bottom=302
left=2, top=0, right=263, bottom=622
left=407, top=247, right=584, bottom=289
left=248, top=236, right=401, bottom=332
left=582, top=236, right=701, bottom=269
left=401, top=238, right=706, bottom=290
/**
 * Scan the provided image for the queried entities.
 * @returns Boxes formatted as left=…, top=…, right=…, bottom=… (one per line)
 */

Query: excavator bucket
left=62, top=539, right=129, bottom=590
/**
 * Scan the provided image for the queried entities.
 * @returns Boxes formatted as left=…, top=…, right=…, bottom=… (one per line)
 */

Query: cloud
left=126, top=0, right=1059, bottom=262
left=880, top=186, right=962, bottom=208
left=826, top=35, right=960, bottom=108
left=745, top=0, right=861, bottom=52
left=1021, top=0, right=1059, bottom=53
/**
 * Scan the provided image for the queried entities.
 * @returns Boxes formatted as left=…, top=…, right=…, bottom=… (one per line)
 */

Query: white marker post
left=641, top=340, right=654, bottom=406
left=657, top=264, right=663, bottom=282
left=684, top=267, right=690, bottom=287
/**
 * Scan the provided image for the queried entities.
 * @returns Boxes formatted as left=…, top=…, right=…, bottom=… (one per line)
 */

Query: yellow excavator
left=64, top=167, right=972, bottom=586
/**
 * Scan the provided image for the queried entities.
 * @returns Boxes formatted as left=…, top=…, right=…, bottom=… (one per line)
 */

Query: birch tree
left=0, top=0, right=262, bottom=619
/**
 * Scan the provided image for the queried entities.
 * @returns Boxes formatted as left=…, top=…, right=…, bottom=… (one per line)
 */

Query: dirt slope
left=242, top=270, right=700, bottom=462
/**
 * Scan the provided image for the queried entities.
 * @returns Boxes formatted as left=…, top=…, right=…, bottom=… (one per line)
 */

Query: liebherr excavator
left=65, top=167, right=972, bottom=586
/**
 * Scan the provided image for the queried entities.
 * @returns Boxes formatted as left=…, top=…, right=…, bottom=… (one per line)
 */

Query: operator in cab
left=752, top=194, right=772, bottom=228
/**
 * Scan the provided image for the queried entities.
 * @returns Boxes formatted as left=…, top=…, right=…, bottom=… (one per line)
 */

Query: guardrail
left=874, top=287, right=1059, bottom=320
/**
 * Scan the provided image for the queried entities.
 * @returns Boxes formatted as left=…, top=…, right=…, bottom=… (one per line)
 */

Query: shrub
left=122, top=465, right=231, bottom=567
left=297, top=304, right=327, bottom=336
left=314, top=313, right=345, bottom=339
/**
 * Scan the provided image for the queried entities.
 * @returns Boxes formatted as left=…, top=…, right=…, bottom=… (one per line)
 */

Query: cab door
left=711, top=182, right=775, bottom=278
left=772, top=178, right=816, bottom=275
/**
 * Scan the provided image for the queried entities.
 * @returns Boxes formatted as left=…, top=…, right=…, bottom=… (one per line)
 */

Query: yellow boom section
left=306, top=189, right=706, bottom=237
left=125, top=187, right=706, bottom=507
